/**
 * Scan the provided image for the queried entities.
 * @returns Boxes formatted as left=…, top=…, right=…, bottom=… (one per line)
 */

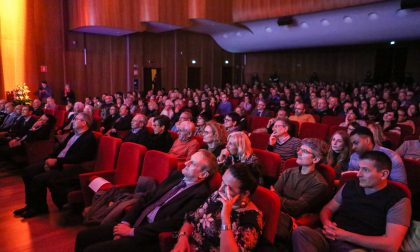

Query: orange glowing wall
left=0, top=0, right=27, bottom=98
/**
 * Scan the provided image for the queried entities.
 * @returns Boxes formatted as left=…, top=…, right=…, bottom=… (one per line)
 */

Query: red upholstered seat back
left=141, top=150, right=178, bottom=184
left=54, top=109, right=67, bottom=128
left=249, top=132, right=270, bottom=150
left=251, top=186, right=281, bottom=244
left=114, top=142, right=147, bottom=184
left=250, top=116, right=271, bottom=131
left=208, top=172, right=222, bottom=192
left=283, top=157, right=298, bottom=171
left=384, top=131, right=401, bottom=150
left=253, top=148, right=282, bottom=184
left=321, top=115, right=344, bottom=126
left=299, top=122, right=329, bottom=141
left=94, top=136, right=122, bottom=171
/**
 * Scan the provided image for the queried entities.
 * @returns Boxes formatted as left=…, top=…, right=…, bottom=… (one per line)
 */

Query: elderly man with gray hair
left=169, top=121, right=201, bottom=162
left=271, top=138, right=330, bottom=241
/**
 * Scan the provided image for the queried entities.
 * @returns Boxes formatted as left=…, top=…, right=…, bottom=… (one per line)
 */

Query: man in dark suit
left=105, top=105, right=132, bottom=136
left=122, top=113, right=149, bottom=145
left=7, top=105, right=36, bottom=139
left=75, top=149, right=218, bottom=252
left=14, top=112, right=97, bottom=218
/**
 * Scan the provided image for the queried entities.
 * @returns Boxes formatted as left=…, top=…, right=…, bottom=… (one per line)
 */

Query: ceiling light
left=265, top=27, right=273, bottom=33
left=396, top=9, right=409, bottom=17
left=343, top=16, right=353, bottom=23
left=390, top=41, right=396, bottom=45
left=224, top=60, right=229, bottom=64
left=222, top=33, right=228, bottom=39
left=300, top=22, right=309, bottom=29
left=368, top=12, right=379, bottom=20
left=321, top=19, right=330, bottom=26
left=191, top=60, right=197, bottom=64
left=236, top=32, right=242, bottom=37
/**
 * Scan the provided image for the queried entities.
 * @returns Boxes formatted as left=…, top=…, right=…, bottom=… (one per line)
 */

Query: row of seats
left=62, top=132, right=282, bottom=250
left=249, top=119, right=418, bottom=151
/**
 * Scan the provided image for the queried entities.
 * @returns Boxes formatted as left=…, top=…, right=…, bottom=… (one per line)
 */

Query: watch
left=221, top=224, right=232, bottom=231
left=178, top=231, right=189, bottom=238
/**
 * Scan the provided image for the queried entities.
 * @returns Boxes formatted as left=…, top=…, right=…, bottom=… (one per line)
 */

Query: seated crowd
left=0, top=78, right=419, bottom=251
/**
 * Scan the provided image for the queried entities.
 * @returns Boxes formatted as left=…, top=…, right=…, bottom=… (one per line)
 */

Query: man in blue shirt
left=348, top=126, right=407, bottom=184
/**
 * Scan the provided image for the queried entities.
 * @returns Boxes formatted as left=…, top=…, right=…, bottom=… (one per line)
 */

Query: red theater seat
left=249, top=132, right=270, bottom=150
left=253, top=148, right=282, bottom=187
left=299, top=122, right=329, bottom=141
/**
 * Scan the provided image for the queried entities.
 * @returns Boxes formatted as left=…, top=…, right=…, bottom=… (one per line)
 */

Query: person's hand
left=44, top=158, right=57, bottom=168
left=270, top=185, right=276, bottom=192
left=322, top=221, right=340, bottom=240
left=8, top=139, right=21, bottom=148
left=218, top=186, right=240, bottom=224
left=113, top=223, right=133, bottom=237
left=56, top=130, right=63, bottom=135
left=267, top=118, right=275, bottom=127
left=171, top=236, right=191, bottom=252
left=269, top=133, right=277, bottom=146
left=217, top=149, right=230, bottom=164
left=99, top=127, right=105, bottom=132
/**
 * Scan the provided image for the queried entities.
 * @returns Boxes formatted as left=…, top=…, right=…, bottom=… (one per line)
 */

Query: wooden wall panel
left=232, top=0, right=382, bottom=22
left=110, top=36, right=128, bottom=92
left=68, top=0, right=141, bottom=31
left=158, top=0, right=190, bottom=27
left=244, top=46, right=376, bottom=83
left=24, top=0, right=65, bottom=100
left=189, top=0, right=232, bottom=23
left=64, top=32, right=86, bottom=100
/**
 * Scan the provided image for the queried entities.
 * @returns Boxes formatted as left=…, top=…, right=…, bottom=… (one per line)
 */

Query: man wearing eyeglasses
left=267, top=119, right=301, bottom=161
left=271, top=138, right=330, bottom=241
left=14, top=112, right=97, bottom=218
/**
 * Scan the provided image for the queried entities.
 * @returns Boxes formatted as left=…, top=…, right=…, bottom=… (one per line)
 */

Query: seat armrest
left=79, top=170, right=116, bottom=206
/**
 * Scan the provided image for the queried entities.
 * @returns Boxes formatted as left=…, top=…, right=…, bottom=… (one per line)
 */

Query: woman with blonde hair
left=326, top=130, right=351, bottom=178
left=217, top=131, right=260, bottom=176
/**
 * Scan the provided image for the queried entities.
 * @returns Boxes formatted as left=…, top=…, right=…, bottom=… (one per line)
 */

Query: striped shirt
left=268, top=137, right=302, bottom=161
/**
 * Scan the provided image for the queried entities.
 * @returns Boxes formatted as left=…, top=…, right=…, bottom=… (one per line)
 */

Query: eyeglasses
left=298, top=147, right=313, bottom=155
left=224, top=118, right=232, bottom=122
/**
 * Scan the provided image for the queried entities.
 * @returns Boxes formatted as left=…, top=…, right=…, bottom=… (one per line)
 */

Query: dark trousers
left=22, top=162, right=78, bottom=211
left=75, top=224, right=159, bottom=252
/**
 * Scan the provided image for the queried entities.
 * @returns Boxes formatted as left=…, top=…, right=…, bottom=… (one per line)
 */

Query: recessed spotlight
left=390, top=41, right=396, bottom=45
left=265, top=27, right=273, bottom=33
left=224, top=60, right=229, bottom=64
left=343, top=16, right=353, bottom=24
left=368, top=12, right=379, bottom=20
left=236, top=32, right=242, bottom=37
left=222, top=33, right=228, bottom=39
left=320, top=19, right=330, bottom=26
left=191, top=60, right=197, bottom=64
left=396, top=9, right=408, bottom=17
left=300, top=22, right=309, bottom=29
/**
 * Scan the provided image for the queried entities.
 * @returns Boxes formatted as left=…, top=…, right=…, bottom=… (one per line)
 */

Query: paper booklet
left=88, top=177, right=112, bottom=192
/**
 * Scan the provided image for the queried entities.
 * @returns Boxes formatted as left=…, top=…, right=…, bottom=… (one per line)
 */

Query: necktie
left=134, top=180, right=187, bottom=227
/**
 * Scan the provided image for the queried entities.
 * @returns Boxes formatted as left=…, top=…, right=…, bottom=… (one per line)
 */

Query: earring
left=240, top=200, right=248, bottom=208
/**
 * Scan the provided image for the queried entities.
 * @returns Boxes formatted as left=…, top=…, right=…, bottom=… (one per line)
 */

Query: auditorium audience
left=3, top=77, right=420, bottom=251
left=292, top=151, right=411, bottom=252
left=348, top=126, right=407, bottom=184
left=172, top=163, right=263, bottom=252
left=75, top=150, right=217, bottom=252
left=14, top=112, right=97, bottom=218
left=272, top=138, right=329, bottom=241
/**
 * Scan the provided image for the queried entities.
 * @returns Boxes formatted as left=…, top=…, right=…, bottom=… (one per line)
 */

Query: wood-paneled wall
left=244, top=46, right=377, bottom=83
left=68, top=0, right=141, bottom=31
left=232, top=0, right=383, bottom=22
